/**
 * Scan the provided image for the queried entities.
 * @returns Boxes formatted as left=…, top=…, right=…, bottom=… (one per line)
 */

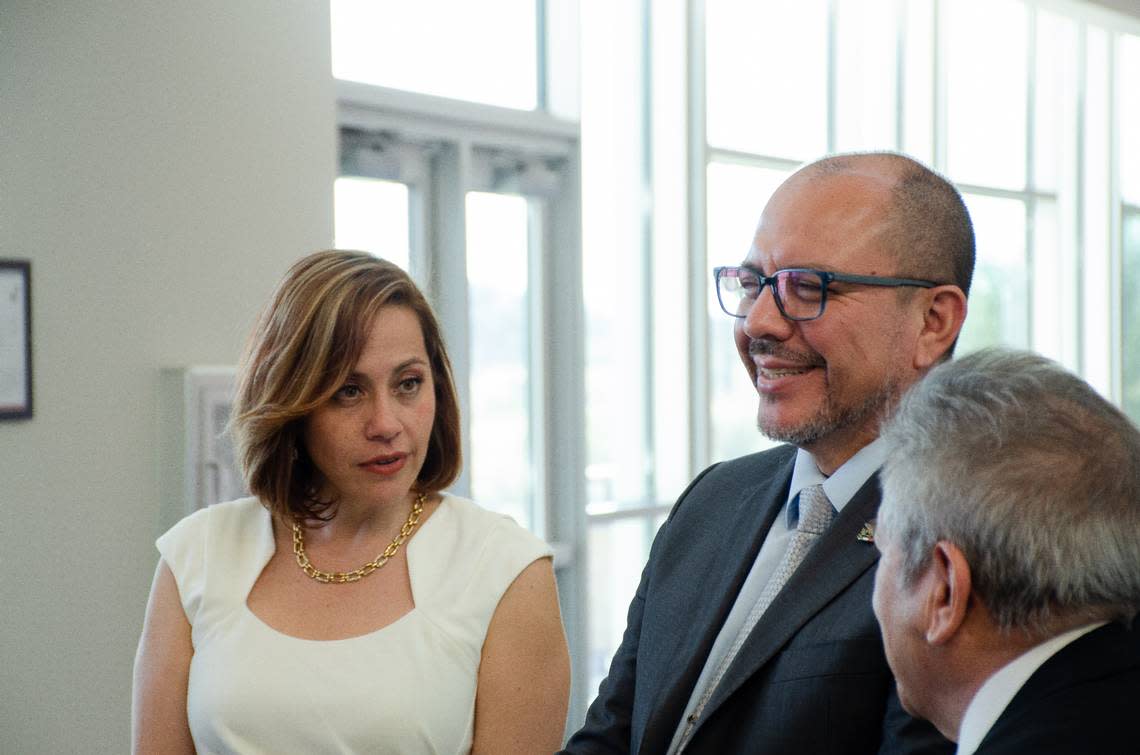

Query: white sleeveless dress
left=156, top=494, right=552, bottom=755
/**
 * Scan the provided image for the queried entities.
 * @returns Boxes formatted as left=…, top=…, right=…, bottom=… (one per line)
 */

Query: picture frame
left=0, top=260, right=32, bottom=420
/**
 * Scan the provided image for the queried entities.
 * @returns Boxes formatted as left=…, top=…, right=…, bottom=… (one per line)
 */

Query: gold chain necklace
left=292, top=493, right=426, bottom=584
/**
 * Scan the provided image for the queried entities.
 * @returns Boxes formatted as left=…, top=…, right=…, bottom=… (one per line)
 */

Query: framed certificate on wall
left=0, top=260, right=32, bottom=420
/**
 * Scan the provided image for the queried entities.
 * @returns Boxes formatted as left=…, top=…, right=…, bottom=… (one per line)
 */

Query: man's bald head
left=790, top=152, right=975, bottom=296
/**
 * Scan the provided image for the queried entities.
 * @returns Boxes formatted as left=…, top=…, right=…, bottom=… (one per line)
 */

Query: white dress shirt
left=956, top=621, right=1107, bottom=754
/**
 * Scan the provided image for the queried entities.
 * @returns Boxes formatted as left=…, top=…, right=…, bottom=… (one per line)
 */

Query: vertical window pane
left=466, top=192, right=533, bottom=527
left=902, top=0, right=935, bottom=163
left=956, top=194, right=1028, bottom=353
left=1120, top=34, right=1140, bottom=205
left=1083, top=27, right=1111, bottom=396
left=944, top=0, right=1027, bottom=189
left=650, top=0, right=691, bottom=506
left=586, top=517, right=659, bottom=697
left=1034, top=12, right=1078, bottom=194
left=333, top=177, right=410, bottom=271
left=1031, top=199, right=1078, bottom=368
left=331, top=0, right=537, bottom=110
left=706, top=0, right=828, bottom=158
left=1123, top=211, right=1140, bottom=420
left=834, top=0, right=898, bottom=151
left=582, top=0, right=649, bottom=513
left=706, top=162, right=787, bottom=462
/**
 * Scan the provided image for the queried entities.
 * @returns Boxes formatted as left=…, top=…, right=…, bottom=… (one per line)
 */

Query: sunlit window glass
left=1120, top=34, right=1140, bottom=205
left=1083, top=27, right=1112, bottom=397
left=834, top=0, right=898, bottom=151
left=706, top=162, right=787, bottom=461
left=1030, top=199, right=1078, bottom=368
left=331, top=0, right=538, bottom=110
left=705, top=0, right=828, bottom=159
left=1122, top=212, right=1140, bottom=420
left=902, top=0, right=935, bottom=163
left=944, top=0, right=1027, bottom=190
left=1034, top=11, right=1078, bottom=194
left=333, top=177, right=410, bottom=271
left=581, top=0, right=650, bottom=515
left=465, top=192, right=534, bottom=528
left=956, top=194, right=1028, bottom=353
left=586, top=517, right=656, bottom=697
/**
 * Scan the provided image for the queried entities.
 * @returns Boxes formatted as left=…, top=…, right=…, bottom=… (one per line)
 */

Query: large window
left=333, top=0, right=1140, bottom=731
left=333, top=115, right=579, bottom=542
left=579, top=0, right=1140, bottom=711
left=331, top=1, right=588, bottom=730
left=331, top=0, right=538, bottom=110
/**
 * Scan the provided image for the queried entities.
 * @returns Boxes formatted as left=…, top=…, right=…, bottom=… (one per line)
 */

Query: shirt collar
left=786, top=437, right=888, bottom=526
left=956, top=621, right=1107, bottom=754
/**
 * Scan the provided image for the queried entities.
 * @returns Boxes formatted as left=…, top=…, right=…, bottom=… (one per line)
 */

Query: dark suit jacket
left=974, top=620, right=1140, bottom=754
left=563, top=445, right=950, bottom=754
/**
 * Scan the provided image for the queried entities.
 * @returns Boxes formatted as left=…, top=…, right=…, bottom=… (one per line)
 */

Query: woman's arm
left=472, top=557, right=571, bottom=754
left=131, top=561, right=196, bottom=755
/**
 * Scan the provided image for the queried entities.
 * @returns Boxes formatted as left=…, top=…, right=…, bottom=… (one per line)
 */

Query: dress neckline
left=241, top=494, right=452, bottom=644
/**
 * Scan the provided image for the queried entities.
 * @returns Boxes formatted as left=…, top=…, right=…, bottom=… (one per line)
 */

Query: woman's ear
left=914, top=286, right=968, bottom=370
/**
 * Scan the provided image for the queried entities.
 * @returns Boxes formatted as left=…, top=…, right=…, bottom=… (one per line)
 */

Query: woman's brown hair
left=231, top=250, right=462, bottom=522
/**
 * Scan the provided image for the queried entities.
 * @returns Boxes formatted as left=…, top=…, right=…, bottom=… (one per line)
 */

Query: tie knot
left=797, top=485, right=834, bottom=536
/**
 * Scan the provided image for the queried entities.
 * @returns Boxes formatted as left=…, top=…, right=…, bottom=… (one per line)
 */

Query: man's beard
left=757, top=375, right=900, bottom=448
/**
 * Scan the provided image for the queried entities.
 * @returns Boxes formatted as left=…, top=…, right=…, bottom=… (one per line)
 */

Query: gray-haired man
left=873, top=347, right=1140, bottom=754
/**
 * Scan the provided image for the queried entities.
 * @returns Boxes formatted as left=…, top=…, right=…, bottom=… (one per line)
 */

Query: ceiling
left=1086, top=0, right=1140, bottom=20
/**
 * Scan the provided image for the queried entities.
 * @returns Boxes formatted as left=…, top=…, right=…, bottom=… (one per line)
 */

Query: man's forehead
left=746, top=178, right=895, bottom=267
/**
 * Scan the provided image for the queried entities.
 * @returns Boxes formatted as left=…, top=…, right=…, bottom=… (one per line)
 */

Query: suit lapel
left=696, top=474, right=883, bottom=726
left=636, top=454, right=795, bottom=755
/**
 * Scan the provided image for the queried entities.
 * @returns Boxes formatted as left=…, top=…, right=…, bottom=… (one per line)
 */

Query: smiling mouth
left=748, top=340, right=824, bottom=379
left=758, top=366, right=816, bottom=379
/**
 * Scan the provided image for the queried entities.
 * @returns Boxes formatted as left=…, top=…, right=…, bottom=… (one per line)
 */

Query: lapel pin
left=856, top=520, right=875, bottom=544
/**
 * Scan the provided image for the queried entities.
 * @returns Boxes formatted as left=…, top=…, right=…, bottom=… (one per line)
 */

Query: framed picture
left=0, top=260, right=32, bottom=420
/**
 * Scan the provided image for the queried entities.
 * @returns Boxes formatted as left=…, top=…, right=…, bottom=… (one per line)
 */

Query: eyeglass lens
left=718, top=268, right=826, bottom=320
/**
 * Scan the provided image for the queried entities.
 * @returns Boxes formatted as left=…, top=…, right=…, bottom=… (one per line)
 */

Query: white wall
left=0, top=1, right=336, bottom=750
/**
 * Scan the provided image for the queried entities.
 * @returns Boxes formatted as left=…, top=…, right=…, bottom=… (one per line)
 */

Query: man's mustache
left=747, top=339, right=825, bottom=367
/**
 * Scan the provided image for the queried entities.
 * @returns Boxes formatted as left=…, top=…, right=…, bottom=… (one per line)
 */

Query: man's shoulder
left=979, top=623, right=1140, bottom=752
left=664, top=444, right=797, bottom=523
left=721, top=443, right=798, bottom=467
left=700, top=444, right=798, bottom=484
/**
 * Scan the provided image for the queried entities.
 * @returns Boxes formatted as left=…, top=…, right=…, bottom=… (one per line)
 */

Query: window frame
left=335, top=78, right=588, bottom=727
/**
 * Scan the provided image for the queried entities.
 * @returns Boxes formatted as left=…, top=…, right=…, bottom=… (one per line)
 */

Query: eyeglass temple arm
left=715, top=266, right=938, bottom=289
left=824, top=271, right=937, bottom=288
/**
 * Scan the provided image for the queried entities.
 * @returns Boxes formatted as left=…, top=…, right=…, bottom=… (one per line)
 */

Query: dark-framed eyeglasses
left=713, top=265, right=939, bottom=322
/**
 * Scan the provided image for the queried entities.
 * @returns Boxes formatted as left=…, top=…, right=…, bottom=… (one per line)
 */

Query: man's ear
left=914, top=286, right=968, bottom=370
left=923, top=540, right=972, bottom=645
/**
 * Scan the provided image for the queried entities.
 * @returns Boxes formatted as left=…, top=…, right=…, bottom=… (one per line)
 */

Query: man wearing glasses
left=564, top=152, right=973, bottom=754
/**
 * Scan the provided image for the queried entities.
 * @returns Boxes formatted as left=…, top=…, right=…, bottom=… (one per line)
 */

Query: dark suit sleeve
left=877, top=681, right=954, bottom=754
left=559, top=556, right=651, bottom=754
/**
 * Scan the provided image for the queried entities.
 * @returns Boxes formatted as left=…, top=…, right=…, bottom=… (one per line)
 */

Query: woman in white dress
left=132, top=250, right=570, bottom=754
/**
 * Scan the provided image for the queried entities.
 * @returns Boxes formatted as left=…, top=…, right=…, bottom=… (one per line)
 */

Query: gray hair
left=878, top=347, right=1140, bottom=633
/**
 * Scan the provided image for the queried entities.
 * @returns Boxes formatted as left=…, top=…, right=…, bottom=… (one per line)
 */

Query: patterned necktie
left=677, top=485, right=836, bottom=751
